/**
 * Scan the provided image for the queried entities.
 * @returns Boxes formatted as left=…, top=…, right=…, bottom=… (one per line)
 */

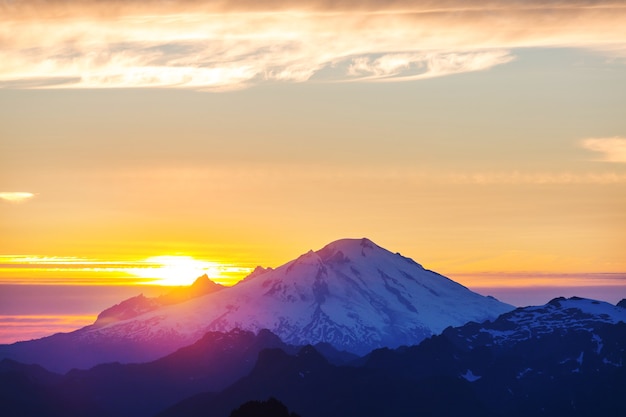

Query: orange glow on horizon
left=0, top=255, right=252, bottom=286
left=1, top=253, right=624, bottom=293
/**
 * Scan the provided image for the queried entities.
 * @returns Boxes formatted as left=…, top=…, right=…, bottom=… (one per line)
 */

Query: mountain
left=0, top=274, right=226, bottom=373
left=159, top=297, right=626, bottom=417
left=0, top=359, right=73, bottom=417
left=2, top=297, right=624, bottom=417
left=145, top=237, right=512, bottom=354
left=158, top=345, right=488, bottom=417
left=228, top=398, right=301, bottom=417
left=91, top=274, right=225, bottom=328
left=0, top=329, right=293, bottom=417
left=57, top=329, right=292, bottom=417
left=362, top=296, right=626, bottom=417
left=0, top=238, right=512, bottom=372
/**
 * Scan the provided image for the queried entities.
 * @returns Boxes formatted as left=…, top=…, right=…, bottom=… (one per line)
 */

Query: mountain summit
left=186, top=237, right=513, bottom=353
left=0, top=238, right=513, bottom=372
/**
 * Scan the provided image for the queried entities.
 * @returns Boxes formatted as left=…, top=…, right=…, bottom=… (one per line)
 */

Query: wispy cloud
left=346, top=50, right=514, bottom=82
left=443, top=171, right=626, bottom=184
left=0, top=192, right=35, bottom=203
left=1, top=0, right=625, bottom=89
left=452, top=271, right=626, bottom=287
left=105, top=165, right=626, bottom=185
left=581, top=137, right=626, bottom=163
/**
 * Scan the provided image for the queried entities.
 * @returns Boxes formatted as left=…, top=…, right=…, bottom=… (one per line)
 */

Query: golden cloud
left=0, top=192, right=35, bottom=203
left=581, top=137, right=626, bottom=163
left=1, top=1, right=625, bottom=89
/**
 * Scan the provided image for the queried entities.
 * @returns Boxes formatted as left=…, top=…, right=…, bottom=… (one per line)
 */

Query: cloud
left=105, top=165, right=626, bottom=186
left=0, top=0, right=625, bottom=90
left=0, top=255, right=251, bottom=286
left=0, top=192, right=35, bottom=203
left=453, top=271, right=626, bottom=287
left=581, top=137, right=626, bottom=163
left=443, top=171, right=626, bottom=184
left=0, top=314, right=95, bottom=344
left=346, top=50, right=514, bottom=81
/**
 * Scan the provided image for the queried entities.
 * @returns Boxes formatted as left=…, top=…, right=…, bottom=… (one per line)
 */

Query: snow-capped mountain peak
left=0, top=238, right=514, bottom=371
left=90, top=238, right=513, bottom=354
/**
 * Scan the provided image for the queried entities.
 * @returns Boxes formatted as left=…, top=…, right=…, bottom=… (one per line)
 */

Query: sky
left=1, top=0, right=626, bottom=343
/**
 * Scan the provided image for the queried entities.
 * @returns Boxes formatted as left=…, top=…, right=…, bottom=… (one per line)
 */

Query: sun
left=131, top=255, right=221, bottom=286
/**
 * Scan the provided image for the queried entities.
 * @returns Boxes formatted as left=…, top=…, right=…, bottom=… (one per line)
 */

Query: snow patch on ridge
left=461, top=369, right=482, bottom=382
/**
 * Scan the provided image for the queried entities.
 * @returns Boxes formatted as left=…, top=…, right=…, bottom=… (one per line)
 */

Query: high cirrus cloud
left=1, top=0, right=625, bottom=90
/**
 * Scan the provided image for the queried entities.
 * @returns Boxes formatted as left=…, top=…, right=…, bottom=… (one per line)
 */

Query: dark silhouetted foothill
left=229, top=397, right=300, bottom=417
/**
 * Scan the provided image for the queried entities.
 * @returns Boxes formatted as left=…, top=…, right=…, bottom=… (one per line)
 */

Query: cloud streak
left=0, top=192, right=35, bottom=203
left=346, top=50, right=515, bottom=82
left=1, top=0, right=625, bottom=89
left=581, top=137, right=626, bottom=163
left=105, top=166, right=626, bottom=186
left=443, top=171, right=626, bottom=185
left=0, top=255, right=251, bottom=286
left=0, top=314, right=95, bottom=344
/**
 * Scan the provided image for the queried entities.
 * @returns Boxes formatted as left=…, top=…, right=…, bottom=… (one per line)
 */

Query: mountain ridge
left=1, top=297, right=624, bottom=417
left=91, top=274, right=225, bottom=328
left=158, top=296, right=626, bottom=417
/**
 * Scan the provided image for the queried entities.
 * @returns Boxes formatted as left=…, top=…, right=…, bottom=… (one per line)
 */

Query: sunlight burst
left=129, top=255, right=221, bottom=286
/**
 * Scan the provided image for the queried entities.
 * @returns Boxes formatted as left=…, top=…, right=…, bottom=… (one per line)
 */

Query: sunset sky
left=1, top=0, right=626, bottom=343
